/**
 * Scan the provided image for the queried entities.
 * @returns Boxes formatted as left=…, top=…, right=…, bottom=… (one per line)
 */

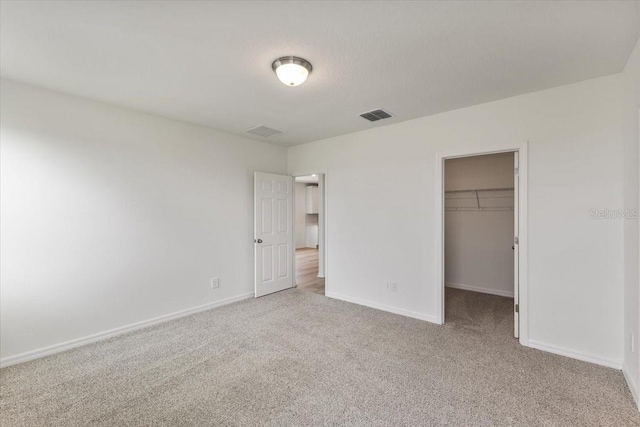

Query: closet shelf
left=445, top=187, right=514, bottom=211
left=445, top=187, right=513, bottom=193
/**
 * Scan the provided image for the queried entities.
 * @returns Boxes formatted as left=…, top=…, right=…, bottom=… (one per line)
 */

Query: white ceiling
left=1, top=1, right=639, bottom=147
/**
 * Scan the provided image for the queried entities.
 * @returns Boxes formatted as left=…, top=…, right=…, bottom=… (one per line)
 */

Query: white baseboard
left=446, top=282, right=514, bottom=298
left=527, top=340, right=621, bottom=370
left=623, top=364, right=640, bottom=411
left=0, top=292, right=254, bottom=368
left=326, top=292, right=440, bottom=324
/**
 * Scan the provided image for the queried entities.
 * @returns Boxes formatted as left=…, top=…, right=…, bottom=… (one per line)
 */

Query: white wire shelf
left=445, top=187, right=514, bottom=211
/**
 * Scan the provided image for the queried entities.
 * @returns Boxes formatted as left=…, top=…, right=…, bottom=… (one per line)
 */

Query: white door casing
left=254, top=172, right=294, bottom=297
left=317, top=174, right=325, bottom=278
left=514, top=152, right=520, bottom=338
left=435, top=141, right=528, bottom=346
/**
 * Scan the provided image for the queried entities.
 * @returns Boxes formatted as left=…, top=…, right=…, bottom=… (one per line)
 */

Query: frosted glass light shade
left=272, top=57, right=312, bottom=87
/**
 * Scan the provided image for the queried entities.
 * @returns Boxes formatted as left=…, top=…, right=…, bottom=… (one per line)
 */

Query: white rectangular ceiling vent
left=245, top=125, right=283, bottom=138
left=359, top=108, right=392, bottom=122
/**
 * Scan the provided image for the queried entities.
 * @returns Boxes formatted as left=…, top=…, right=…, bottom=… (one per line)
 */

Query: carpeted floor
left=1, top=288, right=638, bottom=426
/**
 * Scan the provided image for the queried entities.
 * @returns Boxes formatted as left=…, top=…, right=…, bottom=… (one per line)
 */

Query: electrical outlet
left=387, top=282, right=398, bottom=293
left=211, top=277, right=220, bottom=289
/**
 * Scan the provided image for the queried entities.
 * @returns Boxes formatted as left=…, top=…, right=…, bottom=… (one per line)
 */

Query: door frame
left=435, top=142, right=529, bottom=345
left=291, top=171, right=328, bottom=295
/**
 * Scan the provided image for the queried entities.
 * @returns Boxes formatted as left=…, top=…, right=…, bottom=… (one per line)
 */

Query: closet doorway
left=435, top=143, right=528, bottom=343
left=293, top=174, right=325, bottom=295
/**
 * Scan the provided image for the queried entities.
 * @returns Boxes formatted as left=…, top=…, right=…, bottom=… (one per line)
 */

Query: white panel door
left=254, top=172, right=294, bottom=297
left=513, top=152, right=520, bottom=338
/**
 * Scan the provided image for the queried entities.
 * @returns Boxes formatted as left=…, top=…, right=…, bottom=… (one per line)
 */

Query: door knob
left=255, top=239, right=263, bottom=244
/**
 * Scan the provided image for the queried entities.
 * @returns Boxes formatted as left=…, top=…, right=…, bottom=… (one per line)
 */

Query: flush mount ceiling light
left=272, top=56, right=312, bottom=87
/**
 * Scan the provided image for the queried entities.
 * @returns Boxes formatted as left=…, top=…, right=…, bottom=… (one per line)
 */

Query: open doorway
left=294, top=174, right=325, bottom=295
left=443, top=152, right=519, bottom=338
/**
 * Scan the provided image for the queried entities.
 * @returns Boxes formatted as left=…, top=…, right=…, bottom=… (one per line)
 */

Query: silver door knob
left=255, top=239, right=263, bottom=244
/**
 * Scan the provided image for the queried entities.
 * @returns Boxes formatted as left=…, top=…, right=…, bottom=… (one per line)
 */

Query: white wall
left=622, top=37, right=640, bottom=406
left=289, top=73, right=626, bottom=368
left=445, top=153, right=514, bottom=297
left=0, top=79, right=287, bottom=362
left=295, top=182, right=307, bottom=249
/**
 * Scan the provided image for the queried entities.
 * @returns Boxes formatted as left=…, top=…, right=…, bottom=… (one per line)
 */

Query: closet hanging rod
left=445, top=207, right=514, bottom=211
left=445, top=195, right=513, bottom=199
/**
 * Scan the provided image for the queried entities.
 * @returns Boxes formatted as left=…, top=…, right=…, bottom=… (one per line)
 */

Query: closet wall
left=445, top=152, right=515, bottom=297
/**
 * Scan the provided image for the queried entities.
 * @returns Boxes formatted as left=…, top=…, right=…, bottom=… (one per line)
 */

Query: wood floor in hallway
left=295, top=248, right=325, bottom=295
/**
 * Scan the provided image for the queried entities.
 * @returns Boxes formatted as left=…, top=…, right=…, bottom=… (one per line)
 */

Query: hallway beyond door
left=295, top=248, right=325, bottom=295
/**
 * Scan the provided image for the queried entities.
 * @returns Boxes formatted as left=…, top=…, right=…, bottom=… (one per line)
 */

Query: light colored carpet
left=1, top=288, right=638, bottom=426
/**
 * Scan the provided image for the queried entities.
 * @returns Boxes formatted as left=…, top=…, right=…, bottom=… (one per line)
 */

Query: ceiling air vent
left=245, top=125, right=283, bottom=138
left=360, top=108, right=392, bottom=122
